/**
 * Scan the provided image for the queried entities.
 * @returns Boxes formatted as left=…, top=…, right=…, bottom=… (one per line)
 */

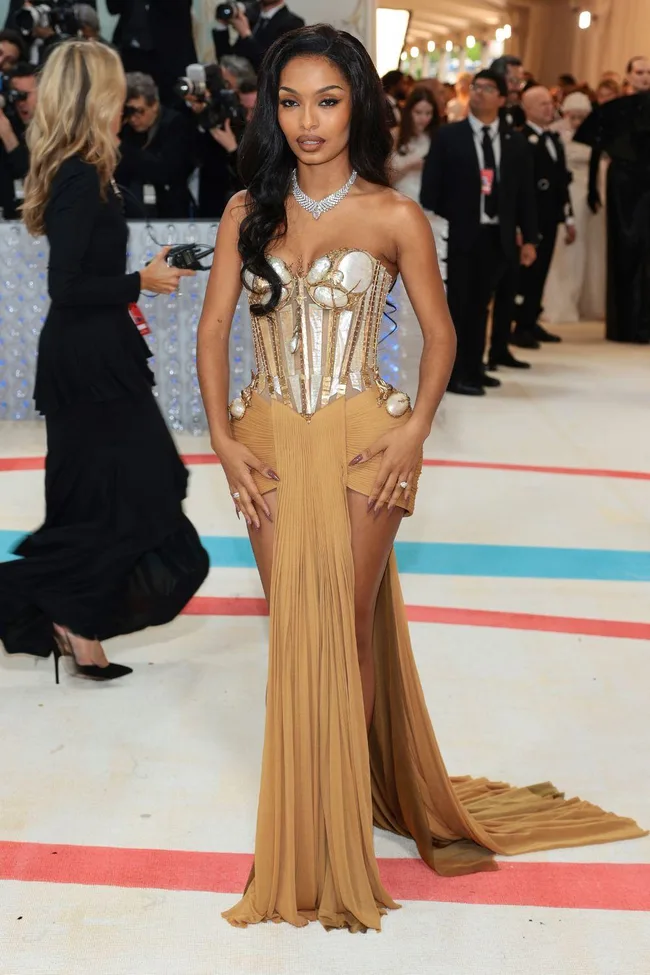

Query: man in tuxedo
left=107, top=0, right=197, bottom=106
left=491, top=55, right=526, bottom=129
left=421, top=69, right=537, bottom=396
left=510, top=85, right=576, bottom=349
left=214, top=0, right=304, bottom=72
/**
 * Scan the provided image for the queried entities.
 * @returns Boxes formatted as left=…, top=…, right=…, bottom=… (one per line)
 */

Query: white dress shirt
left=527, top=121, right=558, bottom=161
left=468, top=113, right=501, bottom=225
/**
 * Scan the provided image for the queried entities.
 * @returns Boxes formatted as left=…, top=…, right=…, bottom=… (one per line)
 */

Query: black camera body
left=0, top=73, right=27, bottom=117
left=166, top=243, right=214, bottom=272
left=15, top=1, right=82, bottom=40
left=215, top=0, right=258, bottom=25
left=175, top=63, right=246, bottom=130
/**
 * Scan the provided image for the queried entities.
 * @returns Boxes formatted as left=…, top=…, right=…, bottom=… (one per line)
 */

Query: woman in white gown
left=390, top=88, right=447, bottom=279
left=542, top=92, right=606, bottom=324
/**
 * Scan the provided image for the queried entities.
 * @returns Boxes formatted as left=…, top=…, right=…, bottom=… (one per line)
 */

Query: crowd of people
left=0, top=5, right=648, bottom=372
left=0, top=0, right=305, bottom=220
left=383, top=54, right=650, bottom=395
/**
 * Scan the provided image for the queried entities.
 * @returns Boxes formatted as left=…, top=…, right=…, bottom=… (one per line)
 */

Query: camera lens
left=15, top=6, right=39, bottom=36
left=216, top=2, right=234, bottom=21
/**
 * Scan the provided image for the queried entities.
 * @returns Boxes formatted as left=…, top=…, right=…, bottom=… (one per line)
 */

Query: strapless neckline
left=267, top=248, right=396, bottom=284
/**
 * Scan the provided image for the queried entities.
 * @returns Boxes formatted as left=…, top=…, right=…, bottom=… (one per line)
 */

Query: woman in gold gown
left=197, top=25, right=646, bottom=933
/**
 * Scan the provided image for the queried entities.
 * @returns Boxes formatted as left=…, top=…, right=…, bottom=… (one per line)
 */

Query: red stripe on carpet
left=183, top=596, right=650, bottom=641
left=2, top=455, right=650, bottom=481
left=0, top=842, right=647, bottom=911
left=0, top=457, right=44, bottom=471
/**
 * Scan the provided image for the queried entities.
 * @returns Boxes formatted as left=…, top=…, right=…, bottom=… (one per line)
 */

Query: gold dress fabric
left=223, top=249, right=646, bottom=932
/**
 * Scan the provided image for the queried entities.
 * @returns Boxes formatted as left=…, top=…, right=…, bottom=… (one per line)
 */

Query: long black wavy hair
left=237, top=24, right=393, bottom=314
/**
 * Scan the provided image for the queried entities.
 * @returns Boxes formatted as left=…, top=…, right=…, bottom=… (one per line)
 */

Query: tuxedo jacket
left=420, top=118, right=537, bottom=260
left=214, top=6, right=305, bottom=71
left=521, top=124, right=573, bottom=228
left=107, top=0, right=197, bottom=81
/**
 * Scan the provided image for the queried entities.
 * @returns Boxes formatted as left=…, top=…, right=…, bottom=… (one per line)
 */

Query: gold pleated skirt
left=224, top=388, right=646, bottom=932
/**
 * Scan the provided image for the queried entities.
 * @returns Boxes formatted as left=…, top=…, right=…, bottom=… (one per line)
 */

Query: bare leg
left=348, top=490, right=404, bottom=732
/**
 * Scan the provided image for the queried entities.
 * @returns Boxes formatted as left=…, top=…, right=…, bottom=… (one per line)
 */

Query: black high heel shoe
left=53, top=630, right=133, bottom=684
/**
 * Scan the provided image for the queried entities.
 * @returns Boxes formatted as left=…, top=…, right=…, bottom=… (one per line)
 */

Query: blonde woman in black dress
left=0, top=41, right=209, bottom=680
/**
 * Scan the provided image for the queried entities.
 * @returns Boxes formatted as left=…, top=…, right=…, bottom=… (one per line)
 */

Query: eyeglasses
left=469, top=83, right=499, bottom=94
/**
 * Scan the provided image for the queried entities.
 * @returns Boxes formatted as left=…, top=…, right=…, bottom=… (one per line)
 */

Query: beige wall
left=514, top=0, right=650, bottom=88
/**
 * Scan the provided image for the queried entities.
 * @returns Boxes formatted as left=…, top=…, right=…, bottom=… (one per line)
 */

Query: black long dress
left=576, top=92, right=650, bottom=343
left=0, top=155, right=209, bottom=659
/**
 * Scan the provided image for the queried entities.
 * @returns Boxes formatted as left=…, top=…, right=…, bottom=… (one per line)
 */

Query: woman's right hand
left=139, top=247, right=196, bottom=295
left=216, top=438, right=279, bottom=529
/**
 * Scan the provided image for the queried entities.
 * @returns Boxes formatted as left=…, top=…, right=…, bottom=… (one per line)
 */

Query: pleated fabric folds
left=225, top=389, right=646, bottom=932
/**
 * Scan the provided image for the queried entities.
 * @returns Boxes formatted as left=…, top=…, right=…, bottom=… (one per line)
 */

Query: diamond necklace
left=291, top=168, right=358, bottom=220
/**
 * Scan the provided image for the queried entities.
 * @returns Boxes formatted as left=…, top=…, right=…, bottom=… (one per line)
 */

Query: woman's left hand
left=349, top=421, right=426, bottom=513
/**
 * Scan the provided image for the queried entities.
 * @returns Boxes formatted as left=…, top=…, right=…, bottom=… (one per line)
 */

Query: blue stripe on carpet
left=1, top=529, right=650, bottom=581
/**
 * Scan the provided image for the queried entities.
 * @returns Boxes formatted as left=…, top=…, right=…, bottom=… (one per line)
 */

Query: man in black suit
left=214, top=0, right=305, bottom=72
left=421, top=70, right=537, bottom=396
left=490, top=55, right=526, bottom=130
left=510, top=85, right=576, bottom=349
left=107, top=0, right=197, bottom=106
left=116, top=72, right=196, bottom=219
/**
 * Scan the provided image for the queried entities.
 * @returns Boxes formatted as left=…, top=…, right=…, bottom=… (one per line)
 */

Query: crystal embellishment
left=291, top=169, right=358, bottom=220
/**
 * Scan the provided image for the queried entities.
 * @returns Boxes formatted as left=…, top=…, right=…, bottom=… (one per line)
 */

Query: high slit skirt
left=225, top=387, right=646, bottom=932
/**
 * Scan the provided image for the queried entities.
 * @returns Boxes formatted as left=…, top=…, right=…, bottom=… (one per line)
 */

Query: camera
left=215, top=0, right=258, bottom=24
left=14, top=1, right=82, bottom=40
left=167, top=243, right=214, bottom=271
left=174, top=63, right=246, bottom=129
left=0, top=73, right=27, bottom=116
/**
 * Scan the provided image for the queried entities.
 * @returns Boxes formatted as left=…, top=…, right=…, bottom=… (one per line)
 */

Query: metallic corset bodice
left=239, top=249, right=398, bottom=420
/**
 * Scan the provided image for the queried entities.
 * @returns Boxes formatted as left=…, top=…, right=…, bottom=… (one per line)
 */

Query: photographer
left=115, top=72, right=195, bottom=219
left=107, top=0, right=196, bottom=106
left=213, top=0, right=304, bottom=72
left=219, top=54, right=255, bottom=92
left=0, top=28, right=27, bottom=69
left=5, top=2, right=95, bottom=64
left=181, top=63, right=244, bottom=219
left=0, top=62, right=36, bottom=219
left=239, top=78, right=257, bottom=121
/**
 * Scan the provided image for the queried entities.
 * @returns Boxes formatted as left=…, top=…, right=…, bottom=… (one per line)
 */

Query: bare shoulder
left=347, top=182, right=434, bottom=266
left=222, top=189, right=251, bottom=229
left=380, top=188, right=435, bottom=245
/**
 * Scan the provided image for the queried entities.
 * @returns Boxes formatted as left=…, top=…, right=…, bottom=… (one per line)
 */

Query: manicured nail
left=268, top=470, right=280, bottom=481
left=387, top=504, right=394, bottom=513
left=367, top=497, right=374, bottom=509
left=236, top=509, right=241, bottom=520
left=349, top=455, right=363, bottom=466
